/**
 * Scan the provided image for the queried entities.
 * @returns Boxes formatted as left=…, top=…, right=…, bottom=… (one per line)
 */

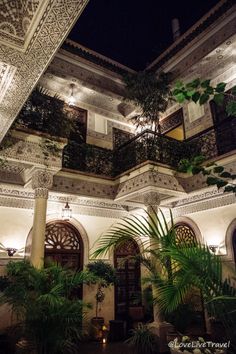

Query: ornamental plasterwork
left=143, top=191, right=161, bottom=207
left=52, top=175, right=117, bottom=199
left=150, top=2, right=236, bottom=73
left=32, top=169, right=53, bottom=190
left=0, top=130, right=65, bottom=168
left=172, top=192, right=236, bottom=218
left=0, top=0, right=41, bottom=49
left=177, top=160, right=236, bottom=193
left=0, top=61, right=16, bottom=103
left=0, top=185, right=128, bottom=210
left=34, top=187, right=49, bottom=199
left=0, top=185, right=129, bottom=218
left=116, top=170, right=186, bottom=201
left=0, top=0, right=88, bottom=141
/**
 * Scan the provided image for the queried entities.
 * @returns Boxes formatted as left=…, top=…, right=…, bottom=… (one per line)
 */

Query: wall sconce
left=62, top=201, right=72, bottom=220
left=6, top=248, right=17, bottom=257
left=68, top=83, right=76, bottom=106
left=208, top=245, right=219, bottom=254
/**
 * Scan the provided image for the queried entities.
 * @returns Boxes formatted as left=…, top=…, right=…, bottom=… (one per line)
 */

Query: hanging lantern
left=62, top=201, right=72, bottom=220
left=68, top=83, right=76, bottom=106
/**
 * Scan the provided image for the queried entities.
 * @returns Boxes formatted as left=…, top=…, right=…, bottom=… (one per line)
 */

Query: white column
left=144, top=192, right=174, bottom=352
left=143, top=191, right=162, bottom=323
left=30, top=170, right=53, bottom=268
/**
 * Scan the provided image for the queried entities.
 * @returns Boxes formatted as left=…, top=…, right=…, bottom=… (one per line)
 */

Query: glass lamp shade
left=62, top=202, right=72, bottom=220
left=68, top=95, right=75, bottom=106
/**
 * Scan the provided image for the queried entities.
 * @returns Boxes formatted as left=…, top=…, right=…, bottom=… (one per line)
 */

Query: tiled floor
left=78, top=341, right=133, bottom=354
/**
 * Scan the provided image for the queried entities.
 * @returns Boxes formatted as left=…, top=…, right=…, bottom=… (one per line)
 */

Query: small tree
left=87, top=260, right=116, bottom=318
left=123, top=71, right=172, bottom=132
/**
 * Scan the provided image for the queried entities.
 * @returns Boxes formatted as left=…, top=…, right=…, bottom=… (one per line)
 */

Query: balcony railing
left=113, top=130, right=195, bottom=175
left=63, top=128, right=220, bottom=177
left=63, top=142, right=114, bottom=177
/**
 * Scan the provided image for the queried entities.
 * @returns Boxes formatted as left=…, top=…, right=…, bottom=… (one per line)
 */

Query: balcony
left=63, top=127, right=218, bottom=177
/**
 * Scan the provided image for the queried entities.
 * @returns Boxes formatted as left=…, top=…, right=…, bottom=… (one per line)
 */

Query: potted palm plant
left=0, top=260, right=95, bottom=354
left=86, top=260, right=116, bottom=340
left=93, top=209, right=236, bottom=353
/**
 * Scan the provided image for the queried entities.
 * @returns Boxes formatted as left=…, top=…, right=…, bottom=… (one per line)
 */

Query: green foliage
left=40, top=138, right=62, bottom=166
left=93, top=210, right=236, bottom=349
left=0, top=261, right=94, bottom=354
left=178, top=156, right=236, bottom=193
left=165, top=303, right=196, bottom=333
left=87, top=260, right=116, bottom=318
left=86, top=260, right=116, bottom=287
left=173, top=79, right=236, bottom=117
left=125, top=323, right=159, bottom=354
left=123, top=71, right=172, bottom=131
left=15, top=86, right=76, bottom=138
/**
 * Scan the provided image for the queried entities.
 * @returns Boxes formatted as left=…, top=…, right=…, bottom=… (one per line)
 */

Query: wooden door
left=44, top=221, right=83, bottom=297
left=114, top=240, right=142, bottom=321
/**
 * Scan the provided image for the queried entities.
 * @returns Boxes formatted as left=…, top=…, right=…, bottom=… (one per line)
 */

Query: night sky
left=68, top=0, right=222, bottom=71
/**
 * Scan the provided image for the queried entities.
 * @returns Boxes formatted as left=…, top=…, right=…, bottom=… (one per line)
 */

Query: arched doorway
left=44, top=221, right=83, bottom=271
left=114, top=240, right=142, bottom=321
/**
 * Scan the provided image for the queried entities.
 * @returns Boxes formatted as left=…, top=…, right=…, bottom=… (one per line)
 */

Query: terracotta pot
left=90, top=317, right=104, bottom=341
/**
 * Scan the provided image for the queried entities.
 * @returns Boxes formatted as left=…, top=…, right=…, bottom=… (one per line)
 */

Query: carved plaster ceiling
left=39, top=50, right=136, bottom=120
left=183, top=33, right=236, bottom=83
left=39, top=73, right=131, bottom=119
left=0, top=0, right=89, bottom=142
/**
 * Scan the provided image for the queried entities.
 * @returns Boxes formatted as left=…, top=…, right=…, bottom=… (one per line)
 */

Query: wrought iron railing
left=63, top=142, right=114, bottom=176
left=113, top=130, right=196, bottom=175
left=63, top=127, right=223, bottom=177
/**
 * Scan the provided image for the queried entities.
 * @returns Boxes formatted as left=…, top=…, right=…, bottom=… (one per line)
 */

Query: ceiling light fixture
left=68, top=83, right=76, bottom=106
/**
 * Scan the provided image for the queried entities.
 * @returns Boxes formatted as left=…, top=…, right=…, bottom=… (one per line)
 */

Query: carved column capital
left=32, top=170, right=53, bottom=190
left=32, top=170, right=53, bottom=199
left=143, top=191, right=161, bottom=213
left=34, top=188, right=48, bottom=199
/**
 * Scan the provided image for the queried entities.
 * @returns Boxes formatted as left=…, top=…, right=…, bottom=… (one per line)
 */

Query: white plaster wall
left=185, top=203, right=236, bottom=259
left=0, top=206, right=33, bottom=255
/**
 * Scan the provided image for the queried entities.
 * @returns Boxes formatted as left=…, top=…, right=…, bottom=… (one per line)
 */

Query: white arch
left=46, top=214, right=90, bottom=266
left=225, top=219, right=236, bottom=263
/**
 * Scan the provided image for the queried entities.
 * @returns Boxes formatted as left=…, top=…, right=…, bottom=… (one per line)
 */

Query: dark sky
left=68, top=0, right=222, bottom=70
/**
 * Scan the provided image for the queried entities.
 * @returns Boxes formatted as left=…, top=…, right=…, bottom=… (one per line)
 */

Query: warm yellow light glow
left=102, top=338, right=106, bottom=344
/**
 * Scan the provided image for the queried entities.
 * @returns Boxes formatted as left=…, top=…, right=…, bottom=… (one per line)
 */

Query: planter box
left=0, top=129, right=67, bottom=169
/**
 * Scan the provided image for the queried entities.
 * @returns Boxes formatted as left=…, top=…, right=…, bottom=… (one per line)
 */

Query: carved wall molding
left=172, top=192, right=236, bottom=217
left=116, top=170, right=185, bottom=200
left=0, top=185, right=129, bottom=218
left=52, top=175, right=117, bottom=199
